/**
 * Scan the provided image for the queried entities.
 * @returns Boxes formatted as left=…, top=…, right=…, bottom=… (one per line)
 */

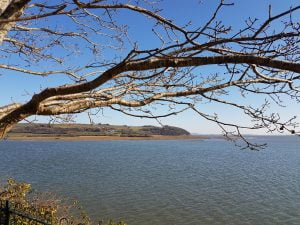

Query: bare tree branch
left=0, top=0, right=299, bottom=148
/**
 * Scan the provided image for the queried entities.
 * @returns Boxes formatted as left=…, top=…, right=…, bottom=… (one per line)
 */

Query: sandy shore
left=6, top=135, right=209, bottom=141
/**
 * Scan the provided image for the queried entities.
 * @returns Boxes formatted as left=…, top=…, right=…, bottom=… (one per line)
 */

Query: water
left=0, top=137, right=299, bottom=225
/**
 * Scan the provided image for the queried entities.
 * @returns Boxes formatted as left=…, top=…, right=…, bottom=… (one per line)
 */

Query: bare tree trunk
left=0, top=0, right=30, bottom=43
left=0, top=0, right=13, bottom=43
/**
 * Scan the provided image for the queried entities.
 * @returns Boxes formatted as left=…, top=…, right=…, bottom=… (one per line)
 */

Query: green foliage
left=0, top=179, right=128, bottom=225
left=0, top=178, right=56, bottom=224
left=0, top=178, right=90, bottom=225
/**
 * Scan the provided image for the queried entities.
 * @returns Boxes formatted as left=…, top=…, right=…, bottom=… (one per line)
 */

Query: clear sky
left=0, top=0, right=299, bottom=134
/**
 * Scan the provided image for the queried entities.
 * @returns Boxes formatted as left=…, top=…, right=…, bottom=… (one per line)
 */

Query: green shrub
left=0, top=178, right=90, bottom=225
left=0, top=179, right=128, bottom=225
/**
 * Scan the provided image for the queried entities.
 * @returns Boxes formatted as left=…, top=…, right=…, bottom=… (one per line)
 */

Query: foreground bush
left=0, top=178, right=127, bottom=225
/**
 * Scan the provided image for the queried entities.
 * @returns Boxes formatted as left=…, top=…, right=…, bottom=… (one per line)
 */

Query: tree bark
left=0, top=0, right=31, bottom=43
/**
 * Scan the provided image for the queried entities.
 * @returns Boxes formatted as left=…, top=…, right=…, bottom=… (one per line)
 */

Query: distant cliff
left=8, top=123, right=190, bottom=137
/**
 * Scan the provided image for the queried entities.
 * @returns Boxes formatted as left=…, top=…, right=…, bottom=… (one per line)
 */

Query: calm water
left=0, top=137, right=299, bottom=225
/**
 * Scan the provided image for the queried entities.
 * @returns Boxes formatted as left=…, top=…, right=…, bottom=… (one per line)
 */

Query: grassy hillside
left=8, top=123, right=190, bottom=137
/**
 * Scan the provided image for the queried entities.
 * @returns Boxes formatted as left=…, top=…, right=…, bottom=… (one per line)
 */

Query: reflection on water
left=0, top=136, right=299, bottom=225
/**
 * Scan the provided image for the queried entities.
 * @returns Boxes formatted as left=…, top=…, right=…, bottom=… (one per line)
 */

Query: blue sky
left=0, top=0, right=299, bottom=134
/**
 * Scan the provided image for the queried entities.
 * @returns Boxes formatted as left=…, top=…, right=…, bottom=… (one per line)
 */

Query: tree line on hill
left=8, top=124, right=190, bottom=137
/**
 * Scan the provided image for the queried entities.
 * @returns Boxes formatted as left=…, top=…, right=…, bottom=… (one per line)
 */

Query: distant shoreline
left=5, top=135, right=209, bottom=141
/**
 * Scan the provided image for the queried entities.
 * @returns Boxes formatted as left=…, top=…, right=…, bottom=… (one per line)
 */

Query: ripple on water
left=0, top=137, right=299, bottom=225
